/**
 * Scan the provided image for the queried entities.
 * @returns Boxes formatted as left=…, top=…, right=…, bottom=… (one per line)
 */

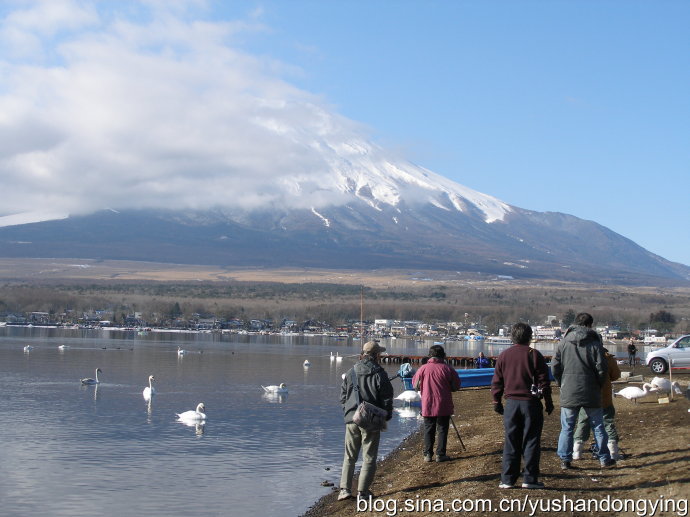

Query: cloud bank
left=0, top=0, right=380, bottom=216
left=0, top=0, right=512, bottom=225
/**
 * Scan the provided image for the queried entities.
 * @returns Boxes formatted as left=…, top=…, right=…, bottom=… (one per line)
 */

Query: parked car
left=645, top=335, right=690, bottom=374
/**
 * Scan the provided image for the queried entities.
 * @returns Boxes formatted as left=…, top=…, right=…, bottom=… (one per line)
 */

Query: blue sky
left=241, top=0, right=690, bottom=266
left=1, top=1, right=688, bottom=266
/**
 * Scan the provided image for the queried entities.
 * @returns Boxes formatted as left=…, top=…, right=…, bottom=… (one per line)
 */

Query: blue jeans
left=557, top=407, right=610, bottom=463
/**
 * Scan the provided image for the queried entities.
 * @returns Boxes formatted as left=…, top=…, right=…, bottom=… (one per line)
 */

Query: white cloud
left=0, top=0, right=511, bottom=225
left=0, top=0, right=363, bottom=216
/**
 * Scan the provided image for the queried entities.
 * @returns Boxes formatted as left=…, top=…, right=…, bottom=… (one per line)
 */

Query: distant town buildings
left=0, top=310, right=652, bottom=340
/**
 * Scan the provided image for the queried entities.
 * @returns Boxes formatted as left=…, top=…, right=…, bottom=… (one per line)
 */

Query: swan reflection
left=262, top=392, right=288, bottom=404
left=394, top=406, right=420, bottom=419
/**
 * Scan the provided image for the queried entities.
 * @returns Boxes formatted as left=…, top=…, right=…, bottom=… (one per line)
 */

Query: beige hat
left=362, top=341, right=386, bottom=355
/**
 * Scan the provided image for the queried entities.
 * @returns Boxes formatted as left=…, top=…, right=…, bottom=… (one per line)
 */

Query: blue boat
left=402, top=367, right=553, bottom=390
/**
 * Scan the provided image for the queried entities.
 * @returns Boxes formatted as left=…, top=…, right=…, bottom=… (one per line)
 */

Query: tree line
left=0, top=280, right=688, bottom=334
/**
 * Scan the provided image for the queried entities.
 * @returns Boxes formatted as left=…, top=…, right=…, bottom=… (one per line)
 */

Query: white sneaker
left=337, top=489, right=352, bottom=501
left=522, top=481, right=545, bottom=489
left=498, top=483, right=514, bottom=489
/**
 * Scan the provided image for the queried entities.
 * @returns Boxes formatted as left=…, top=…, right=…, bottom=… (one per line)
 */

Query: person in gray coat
left=338, top=341, right=394, bottom=501
left=551, top=312, right=615, bottom=469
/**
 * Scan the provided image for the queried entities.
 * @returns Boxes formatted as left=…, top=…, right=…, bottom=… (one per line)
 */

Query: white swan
left=143, top=375, right=156, bottom=400
left=649, top=377, right=683, bottom=395
left=303, top=359, right=311, bottom=367
left=177, top=403, right=206, bottom=423
left=395, top=390, right=421, bottom=404
left=177, top=347, right=187, bottom=356
left=614, top=383, right=654, bottom=402
left=330, top=352, right=335, bottom=362
left=262, top=383, right=288, bottom=394
left=81, top=368, right=102, bottom=385
left=335, top=353, right=343, bottom=362
left=23, top=345, right=34, bottom=352
left=58, top=344, right=70, bottom=350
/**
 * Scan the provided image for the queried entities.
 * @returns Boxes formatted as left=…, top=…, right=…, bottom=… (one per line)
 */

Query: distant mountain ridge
left=0, top=203, right=687, bottom=286
left=0, top=132, right=687, bottom=285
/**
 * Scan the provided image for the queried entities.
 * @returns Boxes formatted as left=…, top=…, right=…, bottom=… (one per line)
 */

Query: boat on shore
left=486, top=336, right=511, bottom=345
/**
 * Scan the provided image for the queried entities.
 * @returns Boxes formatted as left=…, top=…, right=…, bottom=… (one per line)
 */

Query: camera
left=530, top=384, right=544, bottom=399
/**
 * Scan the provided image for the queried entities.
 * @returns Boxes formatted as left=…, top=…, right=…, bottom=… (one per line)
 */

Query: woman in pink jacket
left=412, top=345, right=461, bottom=462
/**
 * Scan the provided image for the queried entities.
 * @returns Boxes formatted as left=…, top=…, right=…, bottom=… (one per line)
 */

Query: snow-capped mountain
left=0, top=138, right=688, bottom=285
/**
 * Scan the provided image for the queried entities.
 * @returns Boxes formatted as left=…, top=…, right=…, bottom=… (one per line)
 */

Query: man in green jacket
left=551, top=312, right=615, bottom=469
left=338, top=341, right=394, bottom=501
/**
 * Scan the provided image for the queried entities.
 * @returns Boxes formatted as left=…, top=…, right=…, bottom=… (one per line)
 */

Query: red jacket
left=412, top=358, right=461, bottom=417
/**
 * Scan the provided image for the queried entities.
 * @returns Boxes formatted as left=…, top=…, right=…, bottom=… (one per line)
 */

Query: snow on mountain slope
left=301, top=133, right=512, bottom=223
left=0, top=211, right=68, bottom=228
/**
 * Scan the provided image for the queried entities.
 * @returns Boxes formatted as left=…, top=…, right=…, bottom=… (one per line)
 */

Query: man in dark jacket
left=338, top=341, right=394, bottom=501
left=491, top=322, right=553, bottom=489
left=551, top=312, right=615, bottom=469
left=627, top=338, right=637, bottom=366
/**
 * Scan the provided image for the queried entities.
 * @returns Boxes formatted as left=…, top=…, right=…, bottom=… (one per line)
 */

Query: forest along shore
left=303, top=369, right=690, bottom=517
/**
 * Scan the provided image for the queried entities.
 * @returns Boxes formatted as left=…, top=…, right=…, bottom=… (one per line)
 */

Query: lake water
left=0, top=327, right=432, bottom=517
left=0, top=327, right=644, bottom=517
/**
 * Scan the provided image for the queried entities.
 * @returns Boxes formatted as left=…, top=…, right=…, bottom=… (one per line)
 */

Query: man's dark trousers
left=501, top=398, right=543, bottom=485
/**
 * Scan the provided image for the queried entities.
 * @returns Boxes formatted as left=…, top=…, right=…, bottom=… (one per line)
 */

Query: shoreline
left=301, top=373, right=690, bottom=517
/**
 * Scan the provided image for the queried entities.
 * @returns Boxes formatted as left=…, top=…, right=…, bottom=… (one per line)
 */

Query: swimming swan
left=262, top=383, right=288, bottom=394
left=81, top=368, right=102, bottom=385
left=177, top=403, right=206, bottom=423
left=303, top=359, right=311, bottom=367
left=177, top=347, right=187, bottom=356
left=23, top=345, right=34, bottom=352
left=143, top=375, right=156, bottom=400
left=614, top=383, right=654, bottom=402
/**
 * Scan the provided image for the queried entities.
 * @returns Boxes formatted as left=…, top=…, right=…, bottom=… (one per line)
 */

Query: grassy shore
left=303, top=368, right=690, bottom=517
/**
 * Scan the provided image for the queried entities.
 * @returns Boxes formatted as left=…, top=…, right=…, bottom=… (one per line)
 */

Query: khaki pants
left=340, top=423, right=381, bottom=493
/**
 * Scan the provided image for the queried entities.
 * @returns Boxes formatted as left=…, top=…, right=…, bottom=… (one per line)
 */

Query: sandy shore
left=302, top=369, right=690, bottom=517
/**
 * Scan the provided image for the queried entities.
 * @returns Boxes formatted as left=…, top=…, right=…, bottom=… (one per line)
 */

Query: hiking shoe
left=560, top=460, right=573, bottom=470
left=337, top=489, right=352, bottom=501
left=498, top=482, right=514, bottom=489
left=357, top=491, right=375, bottom=499
left=436, top=454, right=452, bottom=462
left=522, top=481, right=545, bottom=489
left=600, top=458, right=617, bottom=468
left=423, top=454, right=433, bottom=462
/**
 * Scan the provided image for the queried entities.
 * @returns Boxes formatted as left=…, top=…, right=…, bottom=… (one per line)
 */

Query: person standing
left=491, top=322, right=553, bottom=489
left=475, top=352, right=491, bottom=368
left=627, top=338, right=637, bottom=367
left=338, top=341, right=394, bottom=501
left=572, top=348, right=622, bottom=460
left=552, top=312, right=615, bottom=469
left=412, top=345, right=461, bottom=463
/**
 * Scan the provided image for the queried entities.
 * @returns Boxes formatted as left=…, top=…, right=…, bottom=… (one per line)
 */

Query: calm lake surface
left=0, top=328, right=428, bottom=517
left=0, top=327, right=641, bottom=517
